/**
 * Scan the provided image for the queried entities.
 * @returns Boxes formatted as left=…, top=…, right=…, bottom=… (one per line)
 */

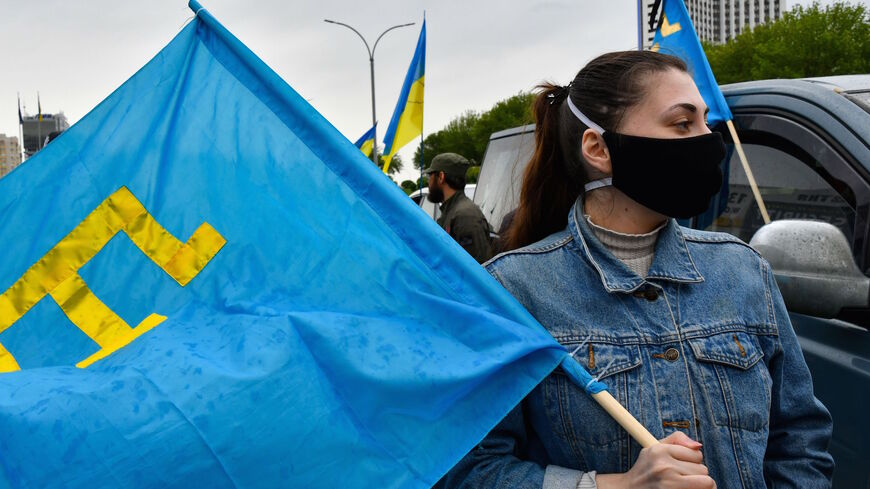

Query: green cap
left=426, top=153, right=470, bottom=180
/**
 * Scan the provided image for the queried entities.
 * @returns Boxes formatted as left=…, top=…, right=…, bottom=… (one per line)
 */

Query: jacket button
left=664, top=348, right=680, bottom=361
left=643, top=288, right=659, bottom=301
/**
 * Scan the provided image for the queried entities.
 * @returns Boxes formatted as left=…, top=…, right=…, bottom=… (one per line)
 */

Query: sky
left=0, top=0, right=845, bottom=184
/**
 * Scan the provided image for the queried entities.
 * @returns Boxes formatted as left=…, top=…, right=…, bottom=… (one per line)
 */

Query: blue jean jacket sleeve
left=762, top=262, right=835, bottom=487
left=438, top=400, right=597, bottom=489
left=438, top=402, right=547, bottom=489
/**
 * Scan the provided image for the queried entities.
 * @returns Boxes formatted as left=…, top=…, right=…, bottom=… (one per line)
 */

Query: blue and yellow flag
left=381, top=20, right=425, bottom=173
left=353, top=123, right=377, bottom=158
left=651, top=0, right=732, bottom=126
left=0, top=3, right=569, bottom=487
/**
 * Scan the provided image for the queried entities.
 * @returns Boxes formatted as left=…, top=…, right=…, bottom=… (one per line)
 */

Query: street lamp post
left=324, top=19, right=414, bottom=165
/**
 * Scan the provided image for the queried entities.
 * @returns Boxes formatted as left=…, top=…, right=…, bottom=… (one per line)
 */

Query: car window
left=700, top=139, right=855, bottom=245
left=475, top=129, right=535, bottom=231
left=845, top=90, right=870, bottom=116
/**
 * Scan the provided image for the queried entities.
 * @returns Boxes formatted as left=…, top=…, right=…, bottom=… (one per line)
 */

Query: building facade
left=0, top=134, right=22, bottom=178
left=641, top=0, right=784, bottom=49
left=21, top=112, right=69, bottom=159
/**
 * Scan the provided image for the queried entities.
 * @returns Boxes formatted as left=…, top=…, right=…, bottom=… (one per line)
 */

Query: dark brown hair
left=502, top=51, right=687, bottom=251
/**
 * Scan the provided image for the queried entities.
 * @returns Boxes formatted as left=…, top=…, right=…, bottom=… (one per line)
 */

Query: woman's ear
left=581, top=129, right=611, bottom=175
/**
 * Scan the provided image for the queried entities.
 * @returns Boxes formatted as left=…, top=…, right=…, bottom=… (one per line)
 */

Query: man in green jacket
left=425, top=153, right=494, bottom=263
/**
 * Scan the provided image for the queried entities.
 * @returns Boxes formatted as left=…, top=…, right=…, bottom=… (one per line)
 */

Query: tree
left=705, top=2, right=870, bottom=84
left=400, top=180, right=417, bottom=195
left=413, top=111, right=480, bottom=171
left=413, top=92, right=535, bottom=170
left=466, top=166, right=481, bottom=184
left=369, top=152, right=402, bottom=175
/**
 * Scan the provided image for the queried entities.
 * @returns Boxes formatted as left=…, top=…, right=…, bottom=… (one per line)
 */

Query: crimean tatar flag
left=650, top=0, right=732, bottom=126
left=381, top=20, right=425, bottom=173
left=0, top=3, right=578, bottom=488
left=353, top=123, right=377, bottom=158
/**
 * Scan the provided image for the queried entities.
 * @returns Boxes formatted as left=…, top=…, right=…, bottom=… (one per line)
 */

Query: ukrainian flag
left=353, top=123, right=377, bottom=158
left=381, top=20, right=425, bottom=173
left=650, top=0, right=732, bottom=126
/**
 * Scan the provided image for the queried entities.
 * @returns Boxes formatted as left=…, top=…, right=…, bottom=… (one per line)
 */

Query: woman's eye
left=675, top=121, right=690, bottom=130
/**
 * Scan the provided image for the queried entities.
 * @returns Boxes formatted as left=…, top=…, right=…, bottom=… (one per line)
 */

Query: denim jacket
left=440, top=200, right=834, bottom=489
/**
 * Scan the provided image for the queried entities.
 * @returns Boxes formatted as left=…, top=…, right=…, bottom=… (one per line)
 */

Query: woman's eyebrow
left=665, top=103, right=710, bottom=116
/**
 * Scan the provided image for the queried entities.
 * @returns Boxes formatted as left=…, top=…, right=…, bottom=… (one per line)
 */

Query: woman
left=441, top=51, right=833, bottom=488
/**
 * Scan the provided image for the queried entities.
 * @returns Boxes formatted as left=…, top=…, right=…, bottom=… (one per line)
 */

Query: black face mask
left=598, top=132, right=726, bottom=219
left=565, top=95, right=726, bottom=219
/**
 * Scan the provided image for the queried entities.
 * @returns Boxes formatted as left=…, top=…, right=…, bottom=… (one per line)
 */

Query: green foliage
left=466, top=166, right=481, bottom=184
left=400, top=180, right=417, bottom=194
left=369, top=152, right=403, bottom=175
left=705, top=2, right=870, bottom=84
left=413, top=92, right=534, bottom=170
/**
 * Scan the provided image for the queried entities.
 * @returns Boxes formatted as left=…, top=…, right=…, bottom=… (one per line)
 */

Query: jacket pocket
left=544, top=342, right=643, bottom=470
left=688, top=331, right=772, bottom=432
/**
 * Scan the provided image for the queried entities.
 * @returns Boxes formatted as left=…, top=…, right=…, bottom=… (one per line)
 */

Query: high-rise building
left=641, top=0, right=784, bottom=49
left=21, top=112, right=69, bottom=159
left=0, top=134, right=22, bottom=178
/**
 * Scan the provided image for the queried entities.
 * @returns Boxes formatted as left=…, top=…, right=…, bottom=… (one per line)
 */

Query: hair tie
left=547, top=82, right=572, bottom=105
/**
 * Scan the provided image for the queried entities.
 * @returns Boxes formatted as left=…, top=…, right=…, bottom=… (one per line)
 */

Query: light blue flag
left=651, top=0, right=733, bottom=126
left=0, top=2, right=576, bottom=487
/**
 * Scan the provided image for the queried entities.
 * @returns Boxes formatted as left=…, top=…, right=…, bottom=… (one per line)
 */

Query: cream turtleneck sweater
left=585, top=216, right=666, bottom=278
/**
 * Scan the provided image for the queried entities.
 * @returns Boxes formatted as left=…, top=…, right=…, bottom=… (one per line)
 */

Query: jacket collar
left=568, top=198, right=704, bottom=293
left=438, top=190, right=466, bottom=214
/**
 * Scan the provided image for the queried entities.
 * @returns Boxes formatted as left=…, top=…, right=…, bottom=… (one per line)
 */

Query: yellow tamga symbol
left=0, top=186, right=226, bottom=373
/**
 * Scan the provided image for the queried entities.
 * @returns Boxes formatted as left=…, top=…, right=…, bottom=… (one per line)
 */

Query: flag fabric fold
left=0, top=2, right=568, bottom=488
left=353, top=123, right=377, bottom=158
left=381, top=20, right=425, bottom=173
left=651, top=0, right=732, bottom=126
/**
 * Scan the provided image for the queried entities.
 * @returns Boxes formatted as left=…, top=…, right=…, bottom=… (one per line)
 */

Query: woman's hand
left=596, top=431, right=715, bottom=489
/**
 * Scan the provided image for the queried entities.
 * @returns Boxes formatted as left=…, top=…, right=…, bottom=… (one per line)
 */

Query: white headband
left=565, top=93, right=612, bottom=193
left=565, top=96, right=606, bottom=135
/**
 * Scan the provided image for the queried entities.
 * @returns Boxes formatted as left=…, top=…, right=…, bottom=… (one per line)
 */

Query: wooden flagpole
left=591, top=391, right=659, bottom=448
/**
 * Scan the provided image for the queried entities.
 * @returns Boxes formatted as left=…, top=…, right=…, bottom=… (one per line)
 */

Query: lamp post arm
left=372, top=22, right=415, bottom=57
left=324, top=19, right=373, bottom=59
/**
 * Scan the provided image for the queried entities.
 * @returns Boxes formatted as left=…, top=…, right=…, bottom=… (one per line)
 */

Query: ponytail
left=502, top=84, right=583, bottom=252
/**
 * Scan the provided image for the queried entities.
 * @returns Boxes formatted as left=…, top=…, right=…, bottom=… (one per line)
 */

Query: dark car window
left=701, top=140, right=855, bottom=244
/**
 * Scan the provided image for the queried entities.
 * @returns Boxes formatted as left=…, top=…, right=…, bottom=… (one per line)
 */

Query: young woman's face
left=618, top=69, right=711, bottom=139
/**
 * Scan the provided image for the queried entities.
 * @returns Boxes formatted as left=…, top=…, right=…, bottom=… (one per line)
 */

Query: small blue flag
left=0, top=2, right=570, bottom=487
left=353, top=123, right=377, bottom=158
left=651, top=0, right=733, bottom=126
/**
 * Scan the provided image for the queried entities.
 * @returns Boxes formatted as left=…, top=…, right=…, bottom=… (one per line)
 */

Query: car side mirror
left=749, top=220, right=870, bottom=318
